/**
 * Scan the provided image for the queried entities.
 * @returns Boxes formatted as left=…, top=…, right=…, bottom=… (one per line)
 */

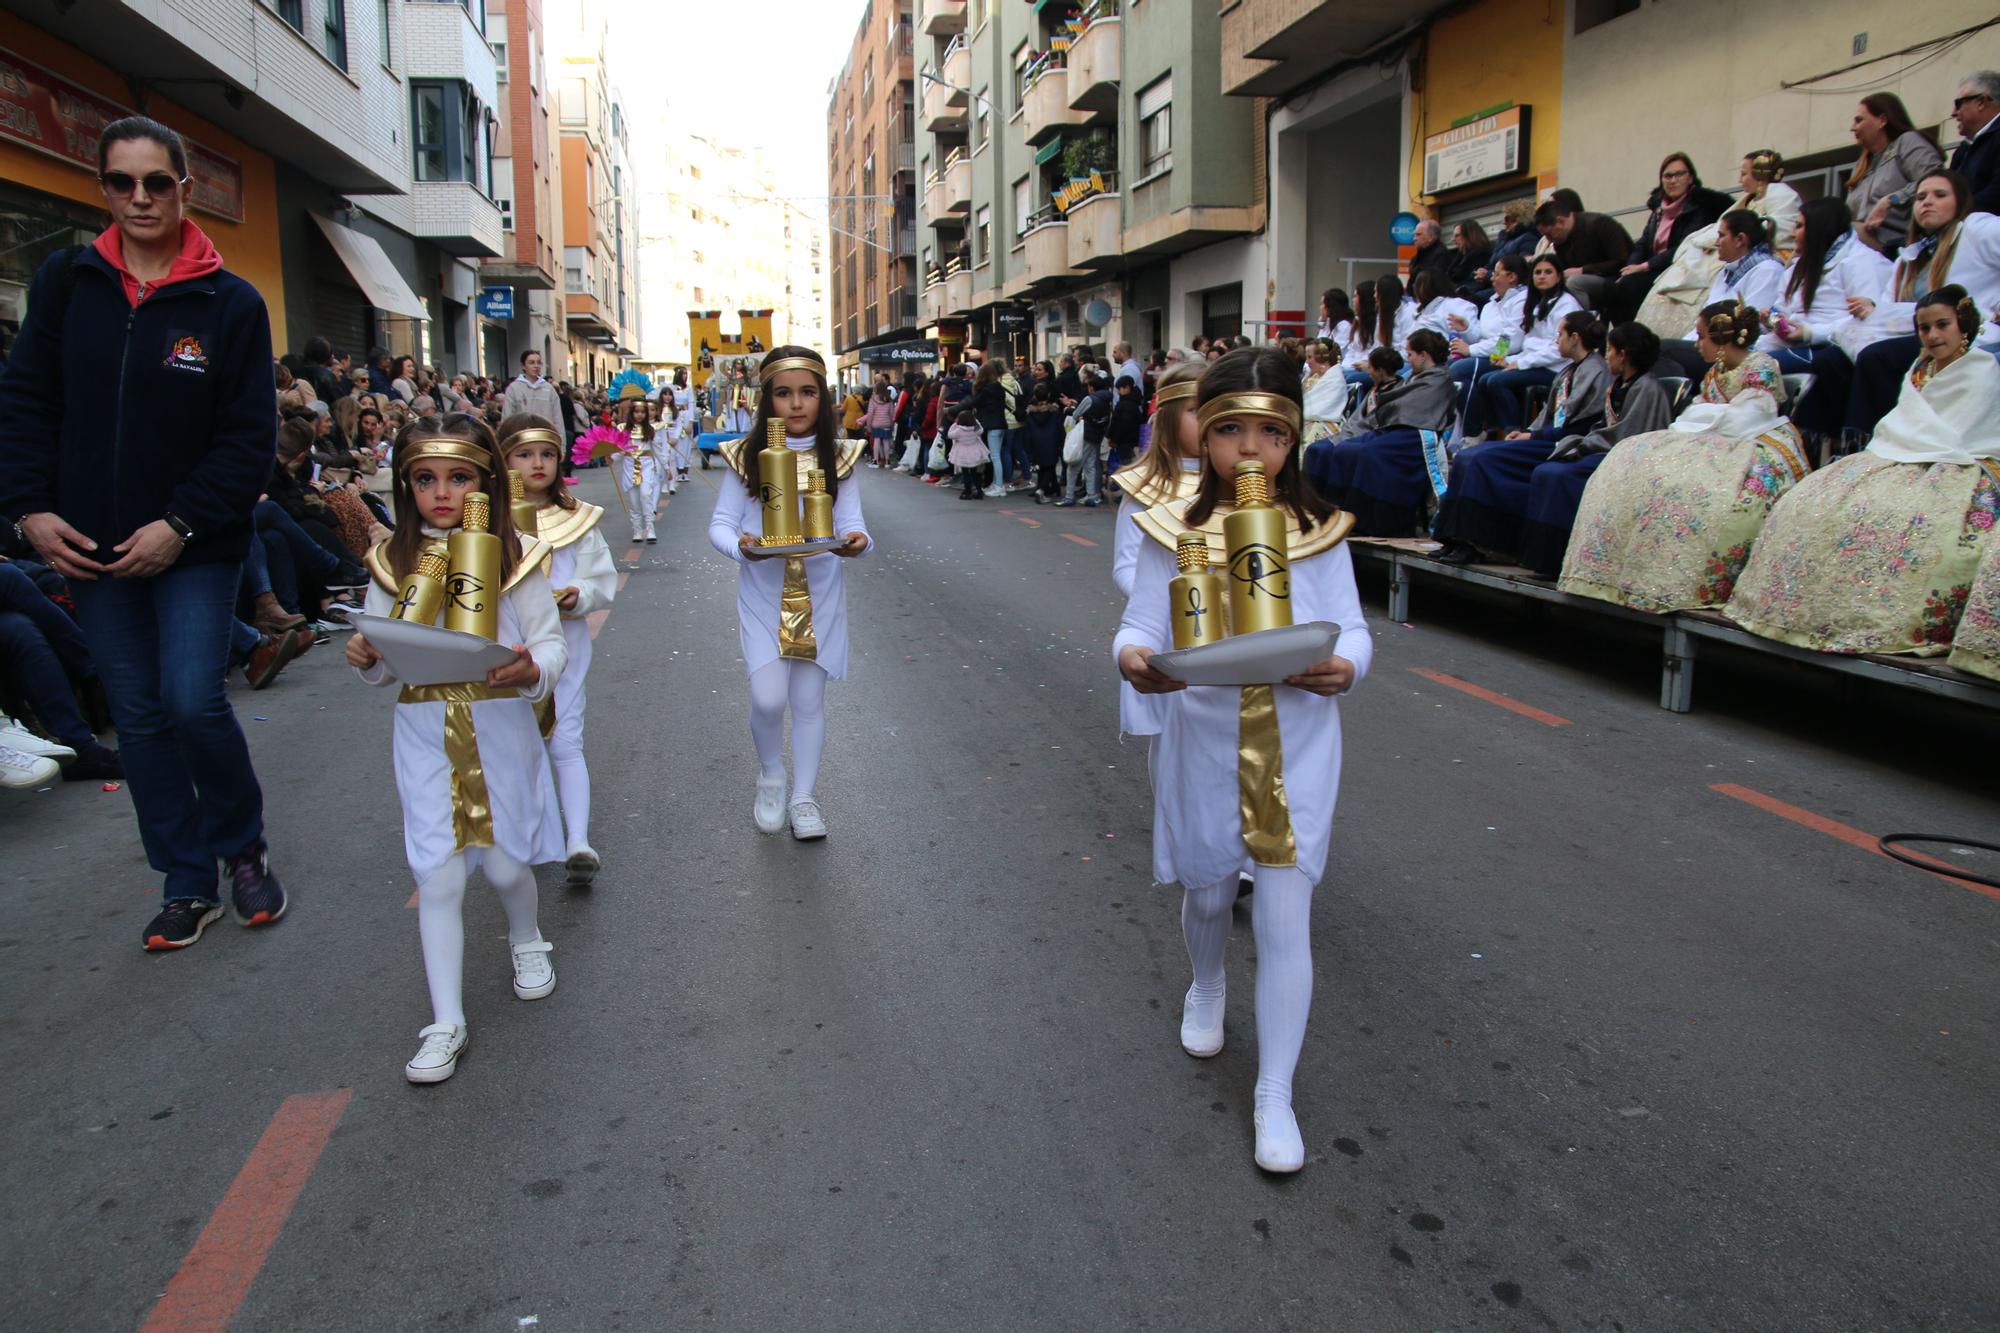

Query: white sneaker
left=753, top=773, right=787, bottom=833
left=1180, top=983, right=1224, bottom=1057
left=0, top=744, right=59, bottom=790
left=405, top=1023, right=468, bottom=1084
left=564, top=843, right=600, bottom=885
left=1254, top=1104, right=1306, bottom=1174
left=983, top=485, right=1009, bottom=499
left=788, top=798, right=827, bottom=841
left=0, top=721, right=75, bottom=763
left=510, top=937, right=555, bottom=1000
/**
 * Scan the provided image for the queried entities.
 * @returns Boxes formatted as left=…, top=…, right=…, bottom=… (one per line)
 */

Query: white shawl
left=1866, top=348, right=2000, bottom=465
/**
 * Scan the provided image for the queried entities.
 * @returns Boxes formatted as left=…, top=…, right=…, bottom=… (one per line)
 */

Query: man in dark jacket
left=1407, top=218, right=1455, bottom=286
left=1535, top=197, right=1633, bottom=311
left=0, top=117, right=285, bottom=951
left=1104, top=374, right=1144, bottom=476
left=1950, top=70, right=2000, bottom=215
left=300, top=335, right=345, bottom=404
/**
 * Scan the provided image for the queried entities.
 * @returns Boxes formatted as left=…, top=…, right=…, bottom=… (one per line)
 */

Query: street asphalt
left=2, top=459, right=1997, bottom=1331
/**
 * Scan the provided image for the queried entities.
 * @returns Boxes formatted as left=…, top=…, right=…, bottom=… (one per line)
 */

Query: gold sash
left=398, top=681, right=509, bottom=851
left=1237, top=684, right=1297, bottom=866
left=779, top=557, right=817, bottom=661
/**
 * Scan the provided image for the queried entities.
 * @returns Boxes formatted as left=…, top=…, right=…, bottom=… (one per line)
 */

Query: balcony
left=924, top=170, right=952, bottom=225
left=1065, top=179, right=1121, bottom=268
left=921, top=0, right=964, bottom=36
left=944, top=150, right=972, bottom=213
left=921, top=279, right=948, bottom=326
left=1066, top=14, right=1120, bottom=118
left=920, top=63, right=967, bottom=133
left=1008, top=209, right=1081, bottom=297
left=565, top=290, right=614, bottom=338
left=1022, top=66, right=1089, bottom=144
left=941, top=35, right=970, bottom=100
left=945, top=266, right=974, bottom=316
left=411, top=180, right=505, bottom=258
left=1221, top=0, right=1457, bottom=98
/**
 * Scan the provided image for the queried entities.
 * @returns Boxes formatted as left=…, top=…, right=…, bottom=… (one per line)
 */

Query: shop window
left=324, top=0, right=348, bottom=70
left=1574, top=0, right=1641, bottom=34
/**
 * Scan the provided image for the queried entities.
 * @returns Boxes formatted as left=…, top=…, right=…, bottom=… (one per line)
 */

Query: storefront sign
left=1389, top=212, right=1420, bottom=246
left=991, top=305, right=1032, bottom=332
left=862, top=338, right=939, bottom=364
left=0, top=48, right=245, bottom=222
left=477, top=285, right=515, bottom=319
left=1422, top=105, right=1529, bottom=195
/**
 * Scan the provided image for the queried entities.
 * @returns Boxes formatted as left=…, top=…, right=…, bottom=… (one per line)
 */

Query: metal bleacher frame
left=1347, top=541, right=2000, bottom=715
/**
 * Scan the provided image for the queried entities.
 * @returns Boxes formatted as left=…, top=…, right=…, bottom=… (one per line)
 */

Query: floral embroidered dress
left=1559, top=352, right=1809, bottom=612
left=1724, top=348, right=2000, bottom=656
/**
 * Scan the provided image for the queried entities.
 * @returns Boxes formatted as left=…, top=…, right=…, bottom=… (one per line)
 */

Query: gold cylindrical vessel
left=392, top=548, right=449, bottom=625
left=444, top=492, right=502, bottom=641
left=508, top=469, right=538, bottom=535
left=801, top=468, right=834, bottom=540
left=756, top=418, right=802, bottom=545
left=1168, top=531, right=1228, bottom=648
left=1222, top=461, right=1292, bottom=633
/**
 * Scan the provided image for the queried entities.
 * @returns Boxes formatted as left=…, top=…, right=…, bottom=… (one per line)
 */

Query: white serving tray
left=751, top=537, right=843, bottom=557
left=1152, top=621, right=1339, bottom=687
left=350, top=613, right=519, bottom=687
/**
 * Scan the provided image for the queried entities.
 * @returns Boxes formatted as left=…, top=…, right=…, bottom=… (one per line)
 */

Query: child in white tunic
left=612, top=398, right=663, bottom=544
left=1114, top=348, right=1373, bottom=1174
left=499, top=415, right=617, bottom=883
left=1111, top=363, right=1205, bottom=738
left=671, top=379, right=697, bottom=479
left=347, top=417, right=569, bottom=1085
left=704, top=345, right=872, bottom=841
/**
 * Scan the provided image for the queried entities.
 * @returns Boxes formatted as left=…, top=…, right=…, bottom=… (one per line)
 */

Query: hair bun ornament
left=1749, top=151, right=1784, bottom=183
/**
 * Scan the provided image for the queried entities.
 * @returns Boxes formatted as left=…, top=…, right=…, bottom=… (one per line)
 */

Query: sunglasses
left=1953, top=93, right=1992, bottom=110
left=99, top=171, right=187, bottom=198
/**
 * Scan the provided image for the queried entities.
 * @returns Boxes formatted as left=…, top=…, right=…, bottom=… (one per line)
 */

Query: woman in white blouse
left=1660, top=209, right=1786, bottom=377
left=1447, top=253, right=1529, bottom=388
left=1756, top=196, right=1892, bottom=443
left=1461, top=253, right=1583, bottom=439
left=1408, top=270, right=1478, bottom=342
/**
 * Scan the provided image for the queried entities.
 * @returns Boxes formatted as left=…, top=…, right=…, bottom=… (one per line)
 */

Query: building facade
left=481, top=0, right=568, bottom=382
left=548, top=0, right=640, bottom=389
left=827, top=0, right=921, bottom=379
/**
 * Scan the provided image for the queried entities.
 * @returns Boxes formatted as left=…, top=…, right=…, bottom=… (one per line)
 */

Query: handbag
left=1061, top=417, right=1089, bottom=466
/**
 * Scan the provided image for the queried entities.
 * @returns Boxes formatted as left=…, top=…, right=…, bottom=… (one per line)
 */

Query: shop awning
left=1034, top=137, right=1065, bottom=166
left=310, top=214, right=429, bottom=321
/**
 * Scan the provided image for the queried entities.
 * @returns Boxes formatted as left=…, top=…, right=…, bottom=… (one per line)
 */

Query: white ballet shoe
left=405, top=1023, right=467, bottom=1083
left=1253, top=1104, right=1306, bottom=1174
left=1180, top=984, right=1224, bottom=1057
left=788, top=798, right=827, bottom=841
left=753, top=774, right=787, bottom=833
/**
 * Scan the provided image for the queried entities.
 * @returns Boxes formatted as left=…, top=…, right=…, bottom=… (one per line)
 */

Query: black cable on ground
left=1877, top=834, right=2000, bottom=890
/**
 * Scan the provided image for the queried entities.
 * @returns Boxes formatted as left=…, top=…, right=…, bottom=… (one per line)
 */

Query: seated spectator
left=1447, top=253, right=1530, bottom=385
left=1338, top=280, right=1379, bottom=382
left=1467, top=197, right=1539, bottom=301
left=1408, top=271, right=1478, bottom=342
left=1847, top=92, right=1945, bottom=254
left=1448, top=220, right=1493, bottom=299
left=1304, top=329, right=1458, bottom=536
left=1536, top=193, right=1631, bottom=310
left=1949, top=71, right=2000, bottom=215
left=1756, top=197, right=1894, bottom=445
left=1635, top=150, right=1802, bottom=338
left=1837, top=170, right=2000, bottom=441
left=1558, top=301, right=1806, bottom=613
left=1301, top=339, right=1347, bottom=447
left=1657, top=208, right=1784, bottom=378
left=0, top=560, right=121, bottom=779
left=1316, top=287, right=1356, bottom=343
left=1342, top=274, right=1414, bottom=387
left=1461, top=254, right=1583, bottom=439
left=390, top=354, right=419, bottom=403
left=1408, top=218, right=1454, bottom=285
left=1728, top=286, right=1999, bottom=658
left=1432, top=310, right=1614, bottom=566
left=1607, top=152, right=1733, bottom=323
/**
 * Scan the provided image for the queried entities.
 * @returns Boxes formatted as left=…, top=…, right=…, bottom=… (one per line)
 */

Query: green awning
left=1035, top=137, right=1065, bottom=166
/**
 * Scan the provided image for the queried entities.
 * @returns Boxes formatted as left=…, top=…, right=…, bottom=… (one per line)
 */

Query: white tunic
left=706, top=436, right=873, bottom=679
left=547, top=524, right=617, bottom=750
left=1113, top=536, right=1374, bottom=886
left=1111, top=459, right=1203, bottom=738
left=358, top=533, right=569, bottom=883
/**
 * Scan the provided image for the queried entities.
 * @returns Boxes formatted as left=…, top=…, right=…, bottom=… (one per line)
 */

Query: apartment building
left=548, top=0, right=640, bottom=387
left=3, top=0, right=505, bottom=372
left=481, top=0, right=568, bottom=381
left=914, top=0, right=1262, bottom=359
left=826, top=0, right=921, bottom=379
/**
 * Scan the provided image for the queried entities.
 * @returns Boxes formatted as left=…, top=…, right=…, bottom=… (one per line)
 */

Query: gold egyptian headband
left=1196, top=391, right=1303, bottom=437
left=760, top=355, right=827, bottom=382
left=1154, top=381, right=1199, bottom=405
left=498, top=426, right=563, bottom=452
left=396, top=436, right=494, bottom=474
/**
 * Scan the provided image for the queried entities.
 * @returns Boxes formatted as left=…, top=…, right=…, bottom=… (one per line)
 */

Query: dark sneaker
left=227, top=844, right=287, bottom=927
left=143, top=898, right=223, bottom=951
left=62, top=744, right=124, bottom=781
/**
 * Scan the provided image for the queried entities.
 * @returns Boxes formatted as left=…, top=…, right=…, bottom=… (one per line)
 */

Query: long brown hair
left=383, top=413, right=520, bottom=584
left=1124, top=361, right=1205, bottom=499
left=1894, top=170, right=1971, bottom=301
left=741, top=344, right=842, bottom=498
left=1185, top=348, right=1336, bottom=533
left=618, top=396, right=653, bottom=441
left=497, top=413, right=575, bottom=512
left=1846, top=93, right=1938, bottom=190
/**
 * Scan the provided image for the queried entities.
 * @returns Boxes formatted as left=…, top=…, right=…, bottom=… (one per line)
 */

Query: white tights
left=1181, top=864, right=1316, bottom=1111
left=748, top=659, right=827, bottom=803
left=416, top=849, right=542, bottom=1027
left=549, top=736, right=590, bottom=848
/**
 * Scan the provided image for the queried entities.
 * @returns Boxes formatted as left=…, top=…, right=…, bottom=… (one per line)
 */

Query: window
left=323, top=0, right=348, bottom=69
left=377, top=0, right=391, bottom=66
left=1012, top=176, right=1031, bottom=238
left=274, top=0, right=304, bottom=33
left=411, top=81, right=486, bottom=188
left=1012, top=42, right=1033, bottom=109
left=489, top=14, right=508, bottom=80
left=413, top=84, right=448, bottom=181
left=863, top=59, right=873, bottom=96
left=1137, top=76, right=1172, bottom=179
left=969, top=0, right=985, bottom=31
left=975, top=204, right=992, bottom=265
left=492, top=41, right=508, bottom=78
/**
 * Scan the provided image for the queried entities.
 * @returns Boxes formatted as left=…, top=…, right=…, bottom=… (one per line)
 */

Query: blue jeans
left=1005, top=427, right=1031, bottom=484
left=1066, top=441, right=1102, bottom=502
left=68, top=561, right=265, bottom=902
left=1464, top=367, right=1555, bottom=437
left=0, top=562, right=97, bottom=749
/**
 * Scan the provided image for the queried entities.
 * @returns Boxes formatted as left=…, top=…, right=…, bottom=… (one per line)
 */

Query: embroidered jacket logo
left=165, top=336, right=209, bottom=372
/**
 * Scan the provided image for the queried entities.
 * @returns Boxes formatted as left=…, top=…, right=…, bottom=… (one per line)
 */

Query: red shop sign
left=0, top=47, right=245, bottom=223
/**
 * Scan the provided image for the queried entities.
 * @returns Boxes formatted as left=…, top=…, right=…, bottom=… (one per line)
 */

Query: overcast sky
left=609, top=0, right=868, bottom=223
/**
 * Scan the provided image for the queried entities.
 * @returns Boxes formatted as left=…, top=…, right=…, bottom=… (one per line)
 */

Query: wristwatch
left=162, top=512, right=194, bottom=544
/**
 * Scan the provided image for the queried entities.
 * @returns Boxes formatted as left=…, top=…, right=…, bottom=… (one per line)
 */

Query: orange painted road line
left=615, top=571, right=632, bottom=593
left=587, top=608, right=612, bottom=641
left=1059, top=532, right=1097, bottom=548
left=141, top=1089, right=354, bottom=1333
left=1710, top=783, right=1994, bottom=899
left=1409, top=667, right=1571, bottom=727
left=622, top=547, right=640, bottom=562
